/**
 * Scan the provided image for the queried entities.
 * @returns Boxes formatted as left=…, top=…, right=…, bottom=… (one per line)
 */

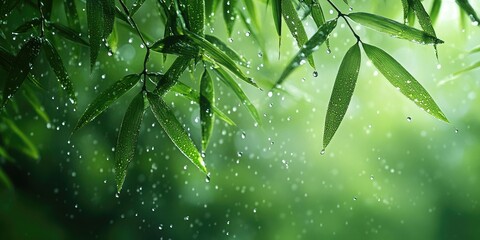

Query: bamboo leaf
left=308, top=0, right=330, bottom=50
left=74, top=74, right=141, bottom=132
left=0, top=167, right=13, bottom=190
left=107, top=20, right=118, bottom=53
left=147, top=92, right=207, bottom=174
left=131, top=0, right=146, bottom=16
left=23, top=87, right=50, bottom=124
left=151, top=35, right=199, bottom=57
left=282, top=0, right=315, bottom=68
left=275, top=19, right=337, bottom=86
left=452, top=61, right=480, bottom=76
left=401, top=0, right=410, bottom=23
left=243, top=0, right=259, bottom=30
left=2, top=37, right=42, bottom=108
left=205, top=34, right=246, bottom=64
left=87, top=0, right=104, bottom=69
left=323, top=43, right=361, bottom=149
left=348, top=12, right=443, bottom=45
left=153, top=56, right=191, bottom=95
left=272, top=0, right=282, bottom=40
left=205, top=0, right=221, bottom=22
left=212, top=67, right=261, bottom=125
left=363, top=43, right=448, bottom=122
left=101, top=0, right=115, bottom=37
left=455, top=0, right=480, bottom=24
left=47, top=22, right=90, bottom=47
left=409, top=0, right=436, bottom=37
left=64, top=0, right=81, bottom=30
left=3, top=118, right=40, bottom=160
left=13, top=18, right=41, bottom=34
left=0, top=0, right=19, bottom=18
left=429, top=0, right=442, bottom=25
left=187, top=0, right=205, bottom=35
left=114, top=92, right=145, bottom=193
left=43, top=39, right=77, bottom=106
left=200, top=69, right=214, bottom=151
left=223, top=0, right=238, bottom=36
left=469, top=45, right=480, bottom=54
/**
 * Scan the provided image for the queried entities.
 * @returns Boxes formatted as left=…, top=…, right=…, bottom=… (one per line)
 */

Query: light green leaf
left=107, top=20, right=118, bottom=53
left=87, top=0, right=104, bottom=69
left=348, top=12, right=443, bottom=45
left=276, top=19, right=337, bottom=86
left=74, top=74, right=141, bottom=132
left=452, top=61, right=480, bottom=76
left=115, top=92, right=145, bottom=193
left=47, top=22, right=90, bottom=47
left=13, top=18, right=41, bottom=34
left=3, top=118, right=40, bottom=160
left=205, top=0, right=221, bottom=22
left=200, top=69, right=214, bottom=151
left=2, top=37, right=42, bottom=108
left=212, top=67, right=261, bottom=125
left=151, top=35, right=199, bottom=57
left=243, top=0, right=259, bottom=30
left=323, top=43, right=361, bottom=149
left=455, top=0, right=480, bottom=24
left=153, top=56, right=191, bottom=95
left=363, top=43, right=448, bottom=122
left=205, top=34, right=246, bottom=64
left=429, top=0, right=442, bottom=25
left=147, top=92, right=207, bottom=174
left=223, top=0, right=238, bottom=36
left=282, top=0, right=315, bottom=68
left=43, top=39, right=76, bottom=106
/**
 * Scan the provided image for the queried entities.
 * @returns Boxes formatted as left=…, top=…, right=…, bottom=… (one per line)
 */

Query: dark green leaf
left=3, top=118, right=39, bottom=160
left=272, top=0, right=282, bottom=40
left=131, top=0, right=146, bottom=16
left=74, top=74, right=141, bottom=132
left=408, top=0, right=438, bottom=56
left=306, top=0, right=330, bottom=51
left=114, top=92, right=145, bottom=193
left=147, top=92, right=207, bottom=174
left=2, top=37, right=42, bottom=108
left=0, top=167, right=12, bottom=190
left=363, top=43, right=448, bottom=122
left=47, top=22, right=90, bottom=47
left=0, top=0, right=19, bottom=18
left=276, top=19, right=337, bottom=86
left=323, top=43, right=361, bottom=149
left=429, top=0, right=442, bottom=25
left=87, top=0, right=104, bottom=69
left=223, top=0, right=238, bottom=36
left=13, top=18, right=41, bottom=34
left=153, top=56, right=191, bottom=95
left=64, top=0, right=81, bottom=30
left=348, top=12, right=443, bottom=45
left=401, top=0, right=410, bottom=23
left=282, top=0, right=315, bottom=68
left=200, top=69, right=214, bottom=151
left=23, top=87, right=50, bottom=124
left=452, top=61, right=480, bottom=76
left=151, top=35, right=199, bottom=57
left=455, top=0, right=480, bottom=24
left=205, top=0, right=221, bottom=22
left=187, top=0, right=205, bottom=35
left=212, top=67, right=261, bottom=125
left=101, top=0, right=115, bottom=37
left=205, top=34, right=246, bottom=64
left=43, top=39, right=76, bottom=106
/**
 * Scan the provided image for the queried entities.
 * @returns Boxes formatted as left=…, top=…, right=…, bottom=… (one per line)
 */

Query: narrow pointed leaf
left=186, top=0, right=205, bottom=35
left=308, top=1, right=330, bottom=50
left=276, top=19, right=337, bottom=85
left=13, top=18, right=41, bottom=34
left=74, top=74, right=141, bottom=131
left=2, top=37, right=42, bottom=108
left=115, top=92, right=145, bottom=193
left=147, top=92, right=207, bottom=174
left=200, top=69, right=214, bottom=151
left=223, top=0, right=238, bottom=36
left=272, top=0, right=282, bottom=38
left=107, top=20, right=118, bottom=53
left=243, top=0, right=259, bottom=30
left=3, top=118, right=39, bottom=160
left=205, top=0, right=221, bottom=22
left=23, top=87, right=50, bottom=123
left=153, top=56, right=191, bottom=95
left=363, top=43, right=448, bottom=122
left=401, top=0, right=410, bottom=23
left=455, top=0, right=480, bottom=24
left=47, top=22, right=90, bottom=47
left=212, top=67, right=261, bottom=124
left=151, top=35, right=199, bottom=57
left=282, top=0, right=315, bottom=68
left=87, top=0, right=104, bottom=69
left=205, top=34, right=246, bottom=64
left=101, top=0, right=115, bottom=37
left=0, top=167, right=12, bottom=190
left=323, top=43, right=361, bottom=148
left=452, top=61, right=480, bottom=76
left=429, top=0, right=442, bottom=25
left=348, top=12, right=443, bottom=45
left=64, top=0, right=81, bottom=30
left=43, top=39, right=76, bottom=106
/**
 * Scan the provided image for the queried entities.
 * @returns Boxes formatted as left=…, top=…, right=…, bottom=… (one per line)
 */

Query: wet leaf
left=455, top=0, right=480, bottom=24
left=107, top=20, right=118, bottom=53
left=47, top=22, right=89, bottom=47
left=429, top=0, right=442, bottom=25
left=23, top=87, right=50, bottom=124
left=147, top=92, right=207, bottom=174
left=308, top=0, right=330, bottom=51
left=64, top=0, right=81, bottom=30
left=409, top=0, right=436, bottom=37
left=2, top=37, right=42, bottom=108
left=363, top=43, right=448, bottom=122
left=452, top=61, right=480, bottom=76
left=348, top=12, right=443, bottom=45
left=43, top=39, right=76, bottom=106
left=115, top=92, right=145, bottom=193
left=205, top=34, right=246, bottom=64
left=74, top=74, right=141, bottom=132
left=272, top=0, right=282, bottom=40
left=131, top=0, right=146, bottom=16
left=200, top=69, right=214, bottom=151
left=401, top=0, right=410, bottom=23
left=3, top=118, right=39, bottom=160
left=153, top=56, right=191, bottom=95
left=212, top=67, right=261, bottom=125
left=323, top=43, right=361, bottom=149
left=0, top=0, right=19, bottom=18
left=151, top=35, right=199, bottom=57
left=186, top=0, right=205, bottom=36
left=223, top=0, right=238, bottom=36
left=101, top=0, right=115, bottom=37
left=87, top=0, right=104, bottom=69
left=13, top=18, right=41, bottom=34
left=243, top=0, right=259, bottom=30
left=276, top=19, right=337, bottom=86
left=282, top=0, right=315, bottom=68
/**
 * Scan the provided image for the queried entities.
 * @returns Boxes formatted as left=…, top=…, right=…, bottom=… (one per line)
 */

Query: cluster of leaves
left=1, top=0, right=479, bottom=192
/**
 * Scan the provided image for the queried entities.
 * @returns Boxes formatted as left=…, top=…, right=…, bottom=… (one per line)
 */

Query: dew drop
left=455, top=129, right=459, bottom=133
left=407, top=117, right=412, bottom=122
left=313, top=71, right=318, bottom=77
left=320, top=149, right=325, bottom=155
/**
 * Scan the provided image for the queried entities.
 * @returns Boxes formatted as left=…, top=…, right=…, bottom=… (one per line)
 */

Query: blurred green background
left=1, top=0, right=480, bottom=239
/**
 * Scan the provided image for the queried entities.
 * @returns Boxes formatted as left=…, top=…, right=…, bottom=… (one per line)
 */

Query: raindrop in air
left=320, top=149, right=325, bottom=155
left=455, top=129, right=459, bottom=133
left=115, top=192, right=120, bottom=198
left=206, top=173, right=211, bottom=183
left=313, top=71, right=318, bottom=77
left=407, top=117, right=412, bottom=122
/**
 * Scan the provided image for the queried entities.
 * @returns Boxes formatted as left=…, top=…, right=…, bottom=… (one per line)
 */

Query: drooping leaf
left=74, top=74, right=141, bottom=132
left=107, top=20, right=118, bottom=53
left=114, top=91, right=145, bottom=193
left=200, top=69, right=214, bottom=151
left=13, top=18, right=41, bottom=34
left=43, top=39, right=76, bottom=106
left=455, top=0, right=480, bottom=24
left=282, top=0, right=315, bottom=68
left=409, top=0, right=436, bottom=36
left=348, top=12, right=443, bottom=45
left=205, top=34, right=246, bottom=64
left=101, top=0, right=116, bottom=37
left=243, top=0, right=259, bottom=30
left=223, top=0, right=238, bottom=36
left=86, top=0, right=104, bottom=69
left=363, top=43, right=448, bottom=122
left=23, top=87, right=50, bottom=124
left=2, top=37, right=42, bottom=108
left=272, top=0, right=282, bottom=45
left=147, top=92, right=207, bottom=174
left=131, top=0, right=146, bottom=16
left=64, top=0, right=81, bottom=30
left=0, top=167, right=12, bottom=190
left=469, top=45, right=480, bottom=54
left=401, top=0, right=410, bottom=23
left=308, top=0, right=330, bottom=51
left=323, top=43, right=361, bottom=149
left=47, top=22, right=90, bottom=47
left=429, top=0, right=442, bottom=25
left=153, top=56, right=191, bottom=95
left=187, top=0, right=205, bottom=35
left=275, top=19, right=337, bottom=86
left=3, top=118, right=40, bottom=160
left=452, top=61, right=480, bottom=76
left=151, top=35, right=200, bottom=57
left=212, top=67, right=261, bottom=125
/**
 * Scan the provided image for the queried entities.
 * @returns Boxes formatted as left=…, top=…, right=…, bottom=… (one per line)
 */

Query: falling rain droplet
left=115, top=192, right=120, bottom=198
left=320, top=149, right=326, bottom=155
left=353, top=196, right=357, bottom=201
left=313, top=71, right=318, bottom=77
left=205, top=173, right=211, bottom=183
left=407, top=117, right=412, bottom=122
left=455, top=129, right=459, bottom=133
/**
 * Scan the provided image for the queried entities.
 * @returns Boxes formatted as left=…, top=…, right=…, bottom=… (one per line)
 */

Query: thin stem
left=38, top=0, right=45, bottom=38
left=326, top=0, right=361, bottom=43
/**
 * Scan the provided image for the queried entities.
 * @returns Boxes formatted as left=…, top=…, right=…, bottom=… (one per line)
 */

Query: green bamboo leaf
left=205, top=34, right=246, bottom=64
left=131, top=0, right=146, bottom=16
left=348, top=12, right=443, bottom=45
left=469, top=45, right=480, bottom=54
left=0, top=167, right=12, bottom=190
left=13, top=18, right=41, bottom=34
left=151, top=35, right=199, bottom=57
left=114, top=91, right=145, bottom=193
left=101, top=0, right=115, bottom=37
left=3, top=118, right=40, bottom=160
left=409, top=0, right=436, bottom=36
left=307, top=0, right=330, bottom=51
left=107, top=20, right=118, bottom=53
left=455, top=0, right=480, bottom=24
left=187, top=0, right=205, bottom=35
left=342, top=0, right=349, bottom=6
left=243, top=0, right=259, bottom=30
left=74, top=74, right=141, bottom=132
left=200, top=69, right=214, bottom=151
left=275, top=19, right=337, bottom=86
left=282, top=0, right=315, bottom=68
left=323, top=43, right=361, bottom=149
left=153, top=56, right=191, bottom=95
left=2, top=37, right=42, bottom=108
left=87, top=0, right=104, bottom=69
left=429, top=0, right=442, bottom=25
left=452, top=61, right=480, bottom=76
left=47, top=22, right=90, bottom=47
left=223, top=0, right=238, bottom=36
left=363, top=43, right=448, bottom=122
left=212, top=67, right=261, bottom=125
left=64, top=0, right=81, bottom=30
left=147, top=92, right=207, bottom=174
left=272, top=0, right=282, bottom=40
left=205, top=0, right=221, bottom=22
left=186, top=30, right=257, bottom=88
left=401, top=0, right=410, bottom=23
left=23, top=87, right=50, bottom=124
left=43, top=38, right=77, bottom=106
